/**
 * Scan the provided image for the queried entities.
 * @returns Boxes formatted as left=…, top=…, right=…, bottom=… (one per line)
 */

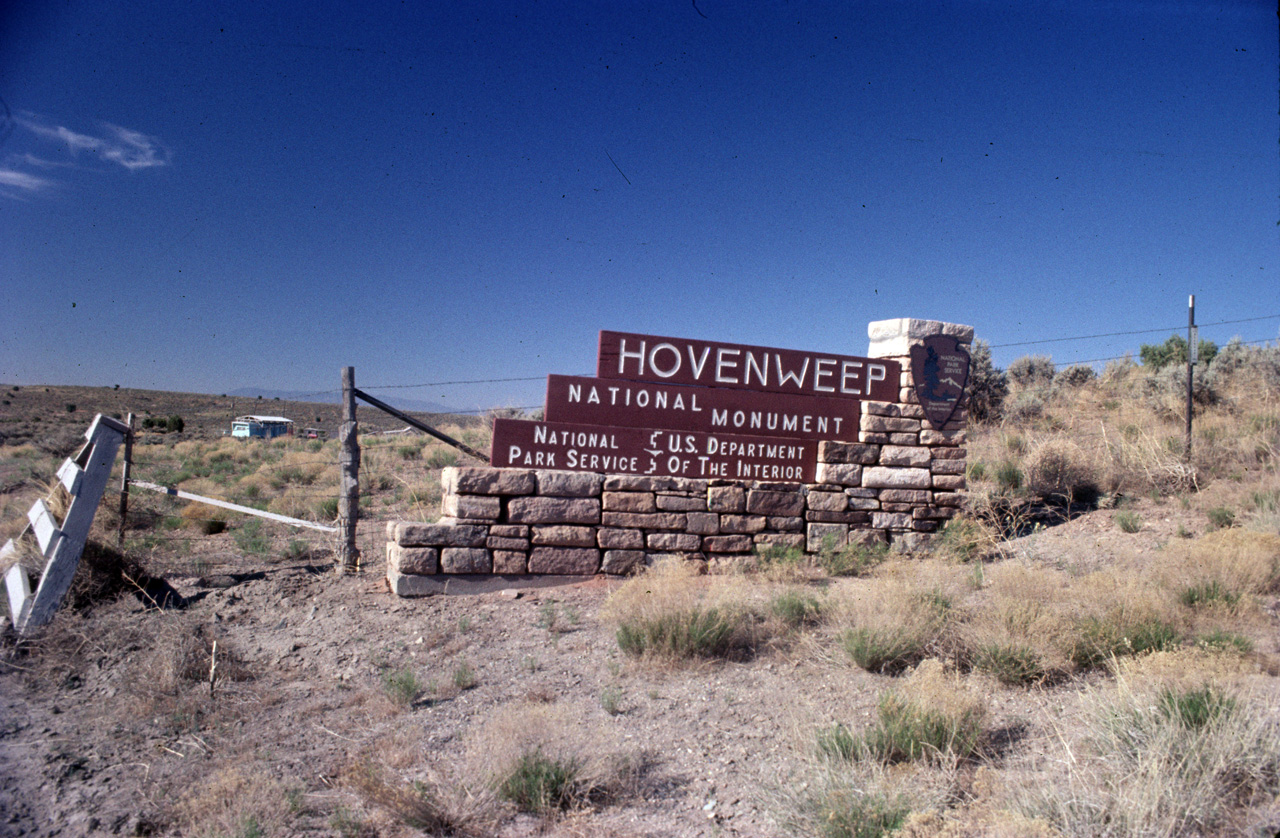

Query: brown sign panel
left=543, top=375, right=861, bottom=442
left=597, top=330, right=900, bottom=402
left=910, top=335, right=971, bottom=429
left=491, top=418, right=816, bottom=482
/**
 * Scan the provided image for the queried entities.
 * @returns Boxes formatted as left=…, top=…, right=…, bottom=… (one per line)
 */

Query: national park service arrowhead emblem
left=911, top=335, right=971, bottom=430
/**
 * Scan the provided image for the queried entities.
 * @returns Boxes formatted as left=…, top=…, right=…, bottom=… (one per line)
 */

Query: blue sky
left=2, top=1, right=1276, bottom=413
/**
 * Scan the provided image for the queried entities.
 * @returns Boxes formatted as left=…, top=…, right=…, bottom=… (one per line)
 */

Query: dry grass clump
left=1023, top=439, right=1098, bottom=504
left=344, top=758, right=492, bottom=837
left=1066, top=570, right=1183, bottom=669
left=818, top=660, right=988, bottom=766
left=827, top=562, right=960, bottom=675
left=1011, top=651, right=1280, bottom=837
left=465, top=702, right=645, bottom=817
left=176, top=765, right=294, bottom=838
left=961, top=563, right=1077, bottom=685
left=603, top=560, right=762, bottom=661
left=1162, top=529, right=1280, bottom=599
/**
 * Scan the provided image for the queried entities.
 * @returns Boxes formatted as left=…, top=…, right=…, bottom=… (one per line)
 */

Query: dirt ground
left=3, top=490, right=1279, bottom=838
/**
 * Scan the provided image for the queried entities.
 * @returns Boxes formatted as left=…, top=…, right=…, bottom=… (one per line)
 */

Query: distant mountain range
left=225, top=388, right=478, bottom=415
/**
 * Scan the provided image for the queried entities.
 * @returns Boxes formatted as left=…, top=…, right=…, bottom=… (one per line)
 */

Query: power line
left=990, top=314, right=1280, bottom=349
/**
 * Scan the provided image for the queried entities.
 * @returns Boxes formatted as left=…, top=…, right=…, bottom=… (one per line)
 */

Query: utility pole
left=1185, top=294, right=1196, bottom=461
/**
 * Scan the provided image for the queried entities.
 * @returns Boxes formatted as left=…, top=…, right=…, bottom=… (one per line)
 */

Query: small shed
left=231, top=415, right=294, bottom=440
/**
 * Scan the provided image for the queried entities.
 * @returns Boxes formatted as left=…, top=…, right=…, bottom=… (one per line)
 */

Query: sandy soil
left=2, top=496, right=1279, bottom=837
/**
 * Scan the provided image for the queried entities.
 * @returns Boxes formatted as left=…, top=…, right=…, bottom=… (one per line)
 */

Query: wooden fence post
left=338, top=367, right=361, bottom=573
left=117, top=413, right=134, bottom=547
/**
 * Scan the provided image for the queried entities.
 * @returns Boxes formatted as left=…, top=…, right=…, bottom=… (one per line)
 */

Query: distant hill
left=226, top=388, right=473, bottom=415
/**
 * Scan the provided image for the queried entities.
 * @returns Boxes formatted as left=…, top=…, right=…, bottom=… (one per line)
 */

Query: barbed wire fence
left=15, top=315, right=1275, bottom=578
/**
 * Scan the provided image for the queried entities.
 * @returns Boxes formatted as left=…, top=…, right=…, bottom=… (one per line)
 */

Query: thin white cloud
left=0, top=168, right=53, bottom=193
left=15, top=114, right=171, bottom=171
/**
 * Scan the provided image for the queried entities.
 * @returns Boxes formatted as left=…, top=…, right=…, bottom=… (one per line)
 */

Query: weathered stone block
left=815, top=463, right=863, bottom=487
left=441, top=494, right=501, bottom=520
left=657, top=494, right=707, bottom=512
left=707, top=485, right=745, bottom=512
left=888, top=433, right=920, bottom=445
left=933, top=475, right=966, bottom=491
left=899, top=403, right=926, bottom=419
left=818, top=441, right=880, bottom=465
left=535, top=470, right=603, bottom=498
left=913, top=520, right=940, bottom=532
left=862, top=467, right=932, bottom=489
left=921, top=429, right=967, bottom=446
left=531, top=525, right=597, bottom=547
left=441, top=547, right=491, bottom=573
left=879, top=445, right=931, bottom=467
left=862, top=401, right=903, bottom=417
left=387, top=543, right=438, bottom=575
left=601, top=550, right=645, bottom=575
left=861, top=414, right=921, bottom=433
left=685, top=511, right=720, bottom=535
left=746, top=489, right=804, bottom=517
left=861, top=432, right=891, bottom=444
left=807, top=522, right=848, bottom=552
left=872, top=512, right=913, bottom=529
left=601, top=511, right=687, bottom=530
left=931, top=459, right=966, bottom=475
left=847, top=487, right=878, bottom=498
left=528, top=546, right=600, bottom=575
left=604, top=475, right=683, bottom=491
left=702, top=534, right=753, bottom=553
left=806, top=489, right=848, bottom=511
left=387, top=569, right=445, bottom=597
left=489, top=524, right=529, bottom=538
left=492, top=550, right=528, bottom=574
left=934, top=491, right=964, bottom=507
left=879, top=489, right=931, bottom=504
left=754, top=532, right=806, bottom=550
left=912, top=506, right=958, bottom=520
left=507, top=497, right=601, bottom=525
left=486, top=536, right=529, bottom=551
left=396, top=522, right=488, bottom=548
left=385, top=521, right=398, bottom=540
left=719, top=514, right=767, bottom=534
left=597, top=527, right=645, bottom=549
left=648, top=532, right=702, bottom=551
left=442, top=466, right=535, bottom=496
left=602, top=491, right=657, bottom=513
left=867, top=317, right=974, bottom=345
left=881, top=503, right=915, bottom=513
left=806, top=510, right=872, bottom=524
left=848, top=497, right=881, bottom=510
left=767, top=516, right=804, bottom=531
left=930, top=447, right=967, bottom=460
left=848, top=529, right=888, bottom=548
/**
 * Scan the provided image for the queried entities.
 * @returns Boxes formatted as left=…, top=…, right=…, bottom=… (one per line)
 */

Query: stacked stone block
left=386, top=318, right=972, bottom=594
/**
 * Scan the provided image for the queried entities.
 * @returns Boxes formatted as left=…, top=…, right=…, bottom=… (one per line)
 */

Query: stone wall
left=386, top=318, right=972, bottom=595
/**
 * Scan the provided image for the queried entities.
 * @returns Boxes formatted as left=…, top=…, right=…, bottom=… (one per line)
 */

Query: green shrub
left=616, top=606, right=737, bottom=659
left=451, top=660, right=477, bottom=690
left=973, top=643, right=1046, bottom=686
left=425, top=448, right=459, bottom=469
left=995, top=461, right=1024, bottom=492
left=497, top=749, right=583, bottom=813
left=841, top=627, right=926, bottom=675
left=816, top=722, right=858, bottom=761
left=770, top=589, right=821, bottom=629
left=1156, top=685, right=1236, bottom=730
left=381, top=666, right=422, bottom=707
left=819, top=540, right=887, bottom=577
left=233, top=519, right=271, bottom=556
left=966, top=461, right=987, bottom=482
left=1194, top=629, right=1254, bottom=654
left=1024, top=440, right=1098, bottom=504
left=810, top=791, right=910, bottom=838
left=1114, top=511, right=1142, bottom=533
left=1008, top=355, right=1057, bottom=389
left=1179, top=580, right=1240, bottom=609
left=1070, top=616, right=1180, bottom=669
left=965, top=339, right=1007, bottom=423
left=861, top=691, right=985, bottom=763
left=1055, top=364, right=1097, bottom=386
left=1206, top=506, right=1236, bottom=531
left=1140, top=334, right=1218, bottom=371
left=600, top=686, right=623, bottom=716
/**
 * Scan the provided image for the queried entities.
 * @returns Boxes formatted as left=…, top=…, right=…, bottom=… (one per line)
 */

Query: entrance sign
left=544, top=374, right=860, bottom=441
left=491, top=418, right=816, bottom=482
left=910, top=334, right=970, bottom=429
left=598, top=331, right=899, bottom=402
